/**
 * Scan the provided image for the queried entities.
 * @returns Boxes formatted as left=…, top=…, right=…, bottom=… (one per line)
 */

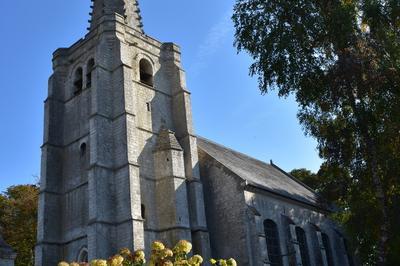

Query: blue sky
left=0, top=0, right=322, bottom=192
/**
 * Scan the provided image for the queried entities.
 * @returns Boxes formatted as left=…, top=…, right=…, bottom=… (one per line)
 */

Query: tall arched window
left=139, top=59, right=153, bottom=87
left=74, top=67, right=83, bottom=95
left=86, top=59, right=95, bottom=88
left=264, top=219, right=283, bottom=266
left=296, top=227, right=311, bottom=266
left=322, top=233, right=334, bottom=266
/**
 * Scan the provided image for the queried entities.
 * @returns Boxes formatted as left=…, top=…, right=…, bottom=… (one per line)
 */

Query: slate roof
left=155, top=128, right=183, bottom=151
left=197, top=136, right=325, bottom=209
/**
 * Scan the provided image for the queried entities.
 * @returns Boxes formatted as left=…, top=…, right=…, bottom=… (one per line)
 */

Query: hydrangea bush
left=58, top=240, right=236, bottom=266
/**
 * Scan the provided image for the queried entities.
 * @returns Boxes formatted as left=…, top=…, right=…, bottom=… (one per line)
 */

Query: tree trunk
left=369, top=144, right=389, bottom=266
left=347, top=90, right=390, bottom=265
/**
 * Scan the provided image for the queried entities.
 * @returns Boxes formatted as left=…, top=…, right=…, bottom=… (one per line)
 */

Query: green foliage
left=290, top=164, right=352, bottom=203
left=0, top=185, right=39, bottom=266
left=233, top=0, right=400, bottom=265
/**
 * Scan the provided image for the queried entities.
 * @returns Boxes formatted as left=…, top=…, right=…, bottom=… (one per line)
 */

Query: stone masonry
left=0, top=233, right=16, bottom=266
left=36, top=1, right=210, bottom=264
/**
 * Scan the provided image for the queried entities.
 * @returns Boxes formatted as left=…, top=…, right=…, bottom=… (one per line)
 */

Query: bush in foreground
left=58, top=240, right=236, bottom=266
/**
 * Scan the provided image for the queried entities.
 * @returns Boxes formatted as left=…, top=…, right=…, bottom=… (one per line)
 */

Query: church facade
left=35, top=1, right=354, bottom=265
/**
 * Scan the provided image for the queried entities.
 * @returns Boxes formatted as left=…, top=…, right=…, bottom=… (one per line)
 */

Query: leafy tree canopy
left=233, top=0, right=400, bottom=265
left=0, top=185, right=39, bottom=266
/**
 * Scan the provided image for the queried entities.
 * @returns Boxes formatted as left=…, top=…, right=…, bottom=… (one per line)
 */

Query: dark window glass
left=80, top=143, right=87, bottom=157
left=264, top=219, right=283, bottom=266
left=141, top=204, right=146, bottom=219
left=322, top=233, right=334, bottom=266
left=74, top=67, right=83, bottom=94
left=86, top=59, right=95, bottom=88
left=78, top=248, right=88, bottom=263
left=296, top=227, right=310, bottom=266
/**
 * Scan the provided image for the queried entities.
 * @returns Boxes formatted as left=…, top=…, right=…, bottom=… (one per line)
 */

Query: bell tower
left=36, top=1, right=211, bottom=265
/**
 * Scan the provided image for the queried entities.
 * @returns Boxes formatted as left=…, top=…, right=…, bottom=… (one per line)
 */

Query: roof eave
left=244, top=181, right=332, bottom=213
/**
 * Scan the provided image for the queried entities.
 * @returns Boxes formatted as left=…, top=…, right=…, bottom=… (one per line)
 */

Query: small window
left=86, top=59, right=95, bottom=88
left=74, top=67, right=83, bottom=95
left=322, top=233, right=334, bottom=266
left=296, top=227, right=311, bottom=266
left=264, top=219, right=283, bottom=266
left=139, top=59, right=153, bottom=87
left=146, top=102, right=151, bottom=112
left=141, top=204, right=146, bottom=219
left=80, top=143, right=87, bottom=157
left=77, top=247, right=88, bottom=263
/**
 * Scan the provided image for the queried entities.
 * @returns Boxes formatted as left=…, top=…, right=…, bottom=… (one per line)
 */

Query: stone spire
left=89, top=0, right=144, bottom=32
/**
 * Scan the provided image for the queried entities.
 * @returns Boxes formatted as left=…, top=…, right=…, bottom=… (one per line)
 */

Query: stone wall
left=199, top=150, right=354, bottom=266
left=199, top=156, right=251, bottom=264
left=0, top=235, right=16, bottom=266
left=244, top=188, right=352, bottom=266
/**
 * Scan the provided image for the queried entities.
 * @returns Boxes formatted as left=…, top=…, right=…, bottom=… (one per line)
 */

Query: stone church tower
left=36, top=1, right=211, bottom=264
left=37, top=1, right=356, bottom=265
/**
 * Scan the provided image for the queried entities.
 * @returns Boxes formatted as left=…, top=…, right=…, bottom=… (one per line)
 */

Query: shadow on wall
left=136, top=46, right=183, bottom=251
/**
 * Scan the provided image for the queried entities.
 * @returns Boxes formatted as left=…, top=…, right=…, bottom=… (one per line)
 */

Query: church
left=35, top=1, right=355, bottom=265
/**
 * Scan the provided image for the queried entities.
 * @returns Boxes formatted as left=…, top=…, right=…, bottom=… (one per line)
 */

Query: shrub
left=58, top=240, right=236, bottom=266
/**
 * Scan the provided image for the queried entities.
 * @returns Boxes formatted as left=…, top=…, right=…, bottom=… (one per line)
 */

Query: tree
left=0, top=185, right=39, bottom=266
left=233, top=1, right=400, bottom=265
left=290, top=164, right=352, bottom=204
left=290, top=168, right=319, bottom=190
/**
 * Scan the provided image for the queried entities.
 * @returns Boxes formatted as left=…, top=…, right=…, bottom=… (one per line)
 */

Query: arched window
left=86, top=59, right=95, bottom=88
left=322, top=233, right=334, bottom=266
left=264, top=219, right=283, bottom=266
left=77, top=247, right=88, bottom=263
left=139, top=59, right=153, bottom=86
left=80, top=143, right=87, bottom=157
left=296, top=227, right=311, bottom=266
left=74, top=67, right=83, bottom=95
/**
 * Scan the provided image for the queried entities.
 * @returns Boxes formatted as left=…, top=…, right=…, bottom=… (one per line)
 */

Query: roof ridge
left=197, top=135, right=273, bottom=168
left=269, top=162, right=322, bottom=198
